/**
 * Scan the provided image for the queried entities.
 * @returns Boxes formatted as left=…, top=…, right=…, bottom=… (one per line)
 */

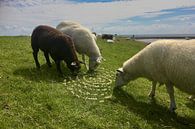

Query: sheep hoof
left=48, top=64, right=52, bottom=67
left=36, top=66, right=41, bottom=70
left=113, top=86, right=122, bottom=90
left=71, top=73, right=78, bottom=77
left=170, top=107, right=177, bottom=113
left=87, top=69, right=95, bottom=73
left=58, top=73, right=64, bottom=77
left=71, top=75, right=78, bottom=79
left=148, top=93, right=155, bottom=98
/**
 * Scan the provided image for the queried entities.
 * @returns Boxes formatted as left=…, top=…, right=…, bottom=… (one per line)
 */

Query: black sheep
left=31, top=25, right=81, bottom=75
left=101, top=34, right=113, bottom=40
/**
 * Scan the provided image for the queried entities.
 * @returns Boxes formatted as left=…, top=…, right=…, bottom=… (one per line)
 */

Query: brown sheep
left=31, top=25, right=81, bottom=75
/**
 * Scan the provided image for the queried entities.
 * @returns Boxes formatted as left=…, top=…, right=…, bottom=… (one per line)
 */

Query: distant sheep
left=107, top=39, right=114, bottom=43
left=115, top=39, right=195, bottom=112
left=56, top=21, right=102, bottom=71
left=102, top=34, right=113, bottom=40
left=31, top=25, right=81, bottom=75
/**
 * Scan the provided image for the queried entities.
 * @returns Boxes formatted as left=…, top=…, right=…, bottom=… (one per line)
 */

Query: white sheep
left=56, top=21, right=97, bottom=41
left=56, top=21, right=81, bottom=29
left=56, top=21, right=102, bottom=71
left=115, top=39, right=195, bottom=112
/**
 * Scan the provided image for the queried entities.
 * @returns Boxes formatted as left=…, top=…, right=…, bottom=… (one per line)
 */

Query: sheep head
left=67, top=61, right=81, bottom=75
left=115, top=68, right=129, bottom=88
left=89, top=57, right=102, bottom=71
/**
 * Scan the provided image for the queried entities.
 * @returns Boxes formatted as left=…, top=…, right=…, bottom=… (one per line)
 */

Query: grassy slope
left=0, top=36, right=194, bottom=129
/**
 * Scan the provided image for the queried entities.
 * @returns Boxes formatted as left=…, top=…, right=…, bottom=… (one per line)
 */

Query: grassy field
left=0, top=36, right=194, bottom=129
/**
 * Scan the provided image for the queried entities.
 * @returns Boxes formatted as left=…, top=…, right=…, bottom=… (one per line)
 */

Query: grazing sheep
left=56, top=21, right=97, bottom=41
left=31, top=25, right=81, bottom=75
left=56, top=21, right=81, bottom=29
left=115, top=39, right=195, bottom=112
left=102, top=34, right=113, bottom=40
left=56, top=21, right=102, bottom=71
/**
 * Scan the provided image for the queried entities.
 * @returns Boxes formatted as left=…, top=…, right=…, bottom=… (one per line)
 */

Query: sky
left=0, top=0, right=195, bottom=35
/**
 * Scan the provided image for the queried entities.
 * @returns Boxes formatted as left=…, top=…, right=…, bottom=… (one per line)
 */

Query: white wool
left=107, top=39, right=114, bottom=43
left=57, top=21, right=97, bottom=41
left=58, top=25, right=101, bottom=57
left=56, top=21, right=102, bottom=70
left=122, top=39, right=195, bottom=95
left=116, top=39, right=195, bottom=111
left=56, top=21, right=81, bottom=30
left=92, top=34, right=97, bottom=41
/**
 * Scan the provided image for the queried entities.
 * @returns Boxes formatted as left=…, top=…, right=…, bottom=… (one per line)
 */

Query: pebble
left=64, top=68, right=114, bottom=102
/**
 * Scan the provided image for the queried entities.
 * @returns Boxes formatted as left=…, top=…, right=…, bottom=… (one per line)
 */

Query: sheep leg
left=165, top=83, right=177, bottom=112
left=148, top=81, right=157, bottom=98
left=55, top=60, right=62, bottom=74
left=82, top=54, right=88, bottom=70
left=33, top=50, right=40, bottom=69
left=44, top=52, right=52, bottom=67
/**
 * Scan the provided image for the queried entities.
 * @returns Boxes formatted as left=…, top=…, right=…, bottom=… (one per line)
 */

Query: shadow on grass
left=13, top=63, right=75, bottom=82
left=111, top=88, right=195, bottom=129
left=185, top=100, right=195, bottom=110
left=13, top=63, right=99, bottom=83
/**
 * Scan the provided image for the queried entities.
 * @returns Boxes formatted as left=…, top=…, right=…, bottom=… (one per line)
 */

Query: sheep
left=107, top=39, right=114, bottom=43
left=31, top=25, right=81, bottom=75
left=115, top=39, right=195, bottom=112
left=56, top=21, right=97, bottom=41
left=56, top=21, right=102, bottom=71
left=102, top=34, right=115, bottom=43
left=102, top=34, right=113, bottom=40
left=56, top=21, right=81, bottom=33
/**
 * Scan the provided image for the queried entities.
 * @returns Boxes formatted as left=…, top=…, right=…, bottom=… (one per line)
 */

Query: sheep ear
left=102, top=57, right=106, bottom=61
left=99, top=56, right=106, bottom=61
left=116, top=68, right=123, bottom=73
left=71, top=62, right=76, bottom=66
left=96, top=57, right=102, bottom=63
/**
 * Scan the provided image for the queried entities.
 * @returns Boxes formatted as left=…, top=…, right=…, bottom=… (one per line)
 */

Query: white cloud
left=0, top=0, right=195, bottom=35
left=104, top=22, right=195, bottom=35
left=139, top=11, right=171, bottom=19
left=167, top=14, right=195, bottom=22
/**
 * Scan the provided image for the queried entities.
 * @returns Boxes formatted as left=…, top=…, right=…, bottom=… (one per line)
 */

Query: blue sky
left=0, top=0, right=195, bottom=35
left=129, top=7, right=195, bottom=25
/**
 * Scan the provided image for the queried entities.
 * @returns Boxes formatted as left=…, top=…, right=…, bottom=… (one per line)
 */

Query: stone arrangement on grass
left=63, top=68, right=114, bottom=102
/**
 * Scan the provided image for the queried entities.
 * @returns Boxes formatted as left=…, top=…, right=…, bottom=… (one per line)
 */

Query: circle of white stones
left=63, top=68, right=115, bottom=102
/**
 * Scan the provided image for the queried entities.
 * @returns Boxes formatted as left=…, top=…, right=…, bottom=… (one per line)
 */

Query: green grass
left=0, top=36, right=195, bottom=129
